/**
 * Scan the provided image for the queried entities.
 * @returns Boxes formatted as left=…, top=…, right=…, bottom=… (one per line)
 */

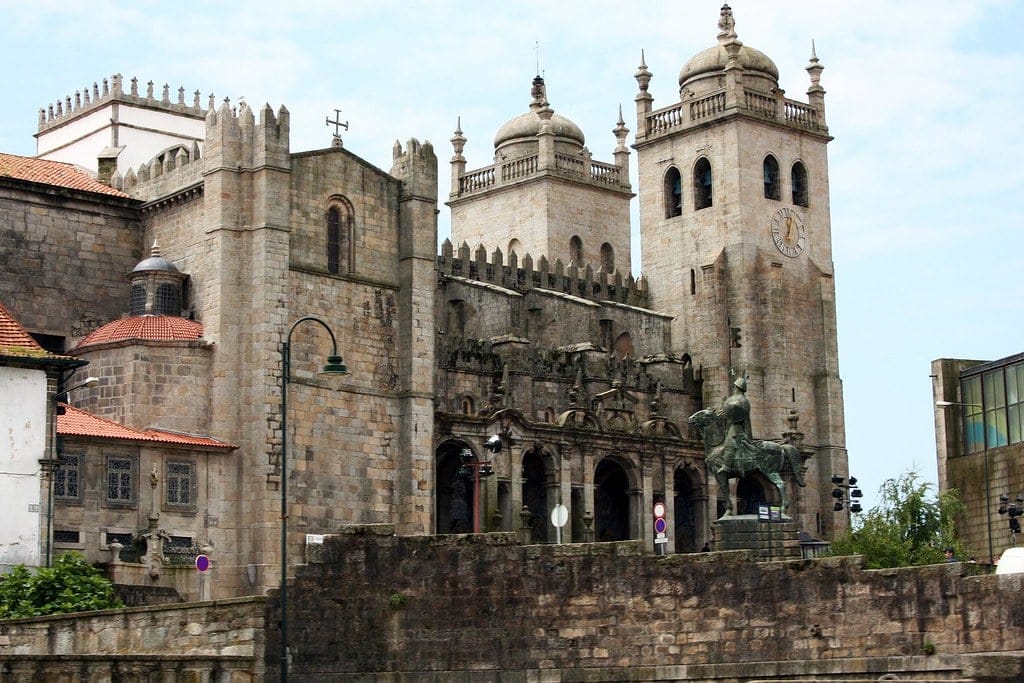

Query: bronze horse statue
left=688, top=407, right=806, bottom=516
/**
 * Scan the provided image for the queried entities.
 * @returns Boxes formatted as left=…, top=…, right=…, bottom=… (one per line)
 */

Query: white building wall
left=0, top=366, right=48, bottom=570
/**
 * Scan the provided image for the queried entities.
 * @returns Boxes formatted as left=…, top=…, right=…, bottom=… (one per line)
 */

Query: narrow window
left=326, top=198, right=354, bottom=275
left=690, top=268, right=696, bottom=295
left=327, top=206, right=341, bottom=274
left=569, top=236, right=583, bottom=265
left=763, top=155, right=780, bottom=200
left=664, top=166, right=682, bottom=218
left=792, top=161, right=809, bottom=207
left=105, top=455, right=136, bottom=505
left=166, top=461, right=195, bottom=507
left=600, top=243, right=615, bottom=273
left=694, top=158, right=713, bottom=210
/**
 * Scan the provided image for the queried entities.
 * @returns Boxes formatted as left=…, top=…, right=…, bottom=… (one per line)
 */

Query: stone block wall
left=273, top=526, right=1024, bottom=681
left=0, top=183, right=141, bottom=348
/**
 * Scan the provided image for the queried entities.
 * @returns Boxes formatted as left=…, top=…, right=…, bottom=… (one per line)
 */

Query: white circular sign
left=653, top=502, right=666, bottom=518
left=550, top=504, right=569, bottom=528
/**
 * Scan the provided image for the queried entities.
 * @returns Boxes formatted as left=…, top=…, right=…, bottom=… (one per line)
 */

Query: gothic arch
left=664, top=166, right=682, bottom=218
left=736, top=472, right=779, bottom=516
left=763, top=154, right=780, bottom=200
left=673, top=465, right=706, bottom=553
left=326, top=195, right=354, bottom=275
left=569, top=235, right=583, bottom=266
left=600, top=242, right=615, bottom=273
left=521, top=445, right=558, bottom=543
left=434, top=439, right=476, bottom=534
left=693, top=157, right=713, bottom=210
left=594, top=454, right=639, bottom=542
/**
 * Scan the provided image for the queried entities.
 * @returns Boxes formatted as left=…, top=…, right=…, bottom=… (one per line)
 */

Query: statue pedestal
left=713, top=515, right=803, bottom=560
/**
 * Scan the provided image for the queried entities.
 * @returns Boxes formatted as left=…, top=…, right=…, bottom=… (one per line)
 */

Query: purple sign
left=195, top=554, right=210, bottom=572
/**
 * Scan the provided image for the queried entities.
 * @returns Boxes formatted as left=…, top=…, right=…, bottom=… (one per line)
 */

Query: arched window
left=130, top=284, right=146, bottom=316
left=569, top=236, right=583, bottom=266
left=508, top=238, right=521, bottom=258
left=763, top=155, right=780, bottom=200
left=792, top=161, right=809, bottom=207
left=664, top=166, right=682, bottom=218
left=693, top=158, right=713, bottom=210
left=326, top=198, right=354, bottom=275
left=600, top=242, right=615, bottom=273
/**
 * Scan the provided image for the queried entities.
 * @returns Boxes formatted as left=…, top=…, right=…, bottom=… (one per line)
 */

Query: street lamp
left=998, top=494, right=1023, bottom=545
left=936, top=400, right=992, bottom=563
left=457, top=435, right=502, bottom=534
left=279, top=317, right=347, bottom=682
left=45, top=375, right=99, bottom=567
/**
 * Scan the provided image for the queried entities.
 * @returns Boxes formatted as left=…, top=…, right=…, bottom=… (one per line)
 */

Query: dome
left=76, top=315, right=203, bottom=348
left=678, top=43, right=779, bottom=87
left=493, top=111, right=585, bottom=149
left=492, top=75, right=585, bottom=150
left=131, top=242, right=179, bottom=273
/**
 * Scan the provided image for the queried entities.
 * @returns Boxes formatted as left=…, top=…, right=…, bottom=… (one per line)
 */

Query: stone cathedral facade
left=0, top=5, right=847, bottom=599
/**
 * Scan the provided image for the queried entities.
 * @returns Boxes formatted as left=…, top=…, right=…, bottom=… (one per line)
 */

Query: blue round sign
left=195, top=554, right=210, bottom=572
left=654, top=518, right=667, bottom=534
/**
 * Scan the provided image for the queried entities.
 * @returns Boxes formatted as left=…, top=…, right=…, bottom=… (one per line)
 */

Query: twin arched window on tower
left=326, top=197, right=354, bottom=275
left=663, top=159, right=714, bottom=217
left=764, top=155, right=810, bottom=207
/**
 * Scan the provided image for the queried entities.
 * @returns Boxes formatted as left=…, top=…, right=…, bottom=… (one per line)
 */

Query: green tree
left=0, top=552, right=122, bottom=619
left=828, top=469, right=964, bottom=569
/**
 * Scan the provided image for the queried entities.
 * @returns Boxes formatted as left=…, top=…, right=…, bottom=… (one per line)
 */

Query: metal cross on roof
left=326, top=109, right=349, bottom=147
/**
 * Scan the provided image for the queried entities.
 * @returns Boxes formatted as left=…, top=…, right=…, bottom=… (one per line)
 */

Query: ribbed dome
left=492, top=75, right=585, bottom=150
left=76, top=315, right=203, bottom=347
left=493, top=111, right=585, bottom=148
left=131, top=242, right=179, bottom=273
left=678, top=43, right=779, bottom=87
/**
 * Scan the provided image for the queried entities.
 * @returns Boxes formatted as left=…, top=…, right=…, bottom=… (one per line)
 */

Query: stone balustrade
left=644, top=88, right=823, bottom=139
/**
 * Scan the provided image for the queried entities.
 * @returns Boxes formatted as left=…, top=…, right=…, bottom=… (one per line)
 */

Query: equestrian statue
left=688, top=377, right=806, bottom=517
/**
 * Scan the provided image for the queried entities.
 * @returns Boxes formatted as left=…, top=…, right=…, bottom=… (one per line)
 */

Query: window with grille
left=55, top=453, right=82, bottom=502
left=155, top=283, right=181, bottom=315
left=166, top=461, right=195, bottom=508
left=130, top=284, right=146, bottom=315
left=104, top=455, right=136, bottom=505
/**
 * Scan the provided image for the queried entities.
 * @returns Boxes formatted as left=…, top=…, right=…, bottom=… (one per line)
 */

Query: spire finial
left=634, top=50, right=652, bottom=92
left=717, top=3, right=737, bottom=43
left=150, top=241, right=162, bottom=258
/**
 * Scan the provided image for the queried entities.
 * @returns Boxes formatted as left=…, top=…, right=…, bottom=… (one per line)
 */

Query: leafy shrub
left=0, top=552, right=122, bottom=619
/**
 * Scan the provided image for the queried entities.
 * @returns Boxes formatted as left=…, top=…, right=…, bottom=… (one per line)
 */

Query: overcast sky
left=2, top=1, right=1021, bottom=511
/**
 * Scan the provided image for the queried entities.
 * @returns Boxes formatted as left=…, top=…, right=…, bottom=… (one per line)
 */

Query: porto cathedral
left=0, top=4, right=847, bottom=598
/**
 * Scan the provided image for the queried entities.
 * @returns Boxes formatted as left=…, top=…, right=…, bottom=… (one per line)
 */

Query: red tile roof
left=76, top=316, right=204, bottom=347
left=0, top=152, right=130, bottom=198
left=58, top=404, right=236, bottom=450
left=0, top=300, right=69, bottom=359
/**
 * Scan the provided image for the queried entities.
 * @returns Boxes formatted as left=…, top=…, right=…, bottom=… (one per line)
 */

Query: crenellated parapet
left=37, top=73, right=210, bottom=133
left=438, top=238, right=648, bottom=308
left=203, top=99, right=291, bottom=171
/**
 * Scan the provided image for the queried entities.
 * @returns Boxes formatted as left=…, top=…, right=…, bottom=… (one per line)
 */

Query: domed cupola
left=128, top=242, right=188, bottom=317
left=678, top=4, right=780, bottom=98
left=492, top=76, right=585, bottom=159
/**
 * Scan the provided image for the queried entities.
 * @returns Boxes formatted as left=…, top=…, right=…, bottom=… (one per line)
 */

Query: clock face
left=770, top=207, right=806, bottom=258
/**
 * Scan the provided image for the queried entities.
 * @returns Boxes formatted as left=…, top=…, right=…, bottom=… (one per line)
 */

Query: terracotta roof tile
left=58, top=404, right=236, bottom=450
left=0, top=152, right=130, bottom=198
left=76, top=316, right=204, bottom=347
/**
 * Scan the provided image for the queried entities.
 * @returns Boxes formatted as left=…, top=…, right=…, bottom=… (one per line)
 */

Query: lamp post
left=45, top=375, right=99, bottom=567
left=279, top=317, right=347, bottom=682
left=936, top=400, right=991, bottom=563
left=830, top=473, right=863, bottom=514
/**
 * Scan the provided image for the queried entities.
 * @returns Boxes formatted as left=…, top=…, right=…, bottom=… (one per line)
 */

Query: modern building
left=933, top=352, right=1024, bottom=564
left=0, top=4, right=849, bottom=597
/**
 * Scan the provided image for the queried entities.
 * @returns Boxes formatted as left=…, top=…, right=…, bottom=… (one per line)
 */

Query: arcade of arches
left=434, top=438, right=779, bottom=552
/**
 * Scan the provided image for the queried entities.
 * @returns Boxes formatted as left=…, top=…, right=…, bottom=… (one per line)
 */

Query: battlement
left=390, top=138, right=438, bottom=200
left=438, top=238, right=648, bottom=308
left=37, top=74, right=210, bottom=133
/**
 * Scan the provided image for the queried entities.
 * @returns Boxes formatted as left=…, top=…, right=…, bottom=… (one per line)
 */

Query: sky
left=1, top=0, right=1021, bottom=511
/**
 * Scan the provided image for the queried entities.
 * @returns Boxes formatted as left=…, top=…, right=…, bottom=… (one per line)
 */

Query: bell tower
left=634, top=4, right=846, bottom=537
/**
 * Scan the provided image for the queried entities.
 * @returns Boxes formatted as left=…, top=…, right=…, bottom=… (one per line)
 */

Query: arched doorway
left=435, top=442, right=475, bottom=534
left=673, top=468, right=698, bottom=553
left=594, top=458, right=631, bottom=541
left=522, top=449, right=549, bottom=543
